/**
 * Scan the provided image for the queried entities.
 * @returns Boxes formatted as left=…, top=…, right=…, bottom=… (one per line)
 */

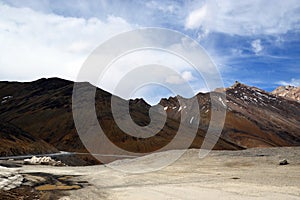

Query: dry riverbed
left=1, top=147, right=300, bottom=199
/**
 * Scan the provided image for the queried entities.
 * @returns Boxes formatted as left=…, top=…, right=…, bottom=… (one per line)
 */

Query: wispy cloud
left=251, top=39, right=263, bottom=55
left=165, top=71, right=196, bottom=84
left=185, top=3, right=208, bottom=30
left=276, top=78, right=300, bottom=86
left=185, top=0, right=300, bottom=36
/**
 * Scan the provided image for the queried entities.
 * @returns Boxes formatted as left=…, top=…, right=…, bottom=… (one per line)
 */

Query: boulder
left=279, top=159, right=289, bottom=165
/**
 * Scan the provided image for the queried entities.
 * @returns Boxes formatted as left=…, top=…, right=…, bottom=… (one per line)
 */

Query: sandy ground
left=3, top=147, right=300, bottom=199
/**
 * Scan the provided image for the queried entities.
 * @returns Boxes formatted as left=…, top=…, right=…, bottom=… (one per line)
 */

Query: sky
left=0, top=0, right=299, bottom=104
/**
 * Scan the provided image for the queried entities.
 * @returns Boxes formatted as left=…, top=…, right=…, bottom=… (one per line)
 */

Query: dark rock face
left=0, top=78, right=299, bottom=160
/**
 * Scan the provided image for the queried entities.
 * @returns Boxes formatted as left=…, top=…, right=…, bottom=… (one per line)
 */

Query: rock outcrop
left=272, top=85, right=300, bottom=102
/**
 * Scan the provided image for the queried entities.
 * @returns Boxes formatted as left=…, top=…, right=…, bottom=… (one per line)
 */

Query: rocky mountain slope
left=0, top=122, right=58, bottom=157
left=0, top=78, right=299, bottom=162
left=272, top=85, right=300, bottom=102
left=161, top=81, right=300, bottom=148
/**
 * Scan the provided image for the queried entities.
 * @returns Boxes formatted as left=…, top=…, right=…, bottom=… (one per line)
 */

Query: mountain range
left=0, top=78, right=299, bottom=164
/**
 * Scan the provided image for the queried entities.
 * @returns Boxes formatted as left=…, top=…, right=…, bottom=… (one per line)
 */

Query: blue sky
left=0, top=0, right=299, bottom=104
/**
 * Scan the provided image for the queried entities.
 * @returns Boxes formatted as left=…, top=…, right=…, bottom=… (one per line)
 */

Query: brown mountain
left=160, top=81, right=300, bottom=148
left=0, top=121, right=58, bottom=157
left=220, top=82, right=299, bottom=147
left=272, top=85, right=300, bottom=102
left=0, top=78, right=299, bottom=162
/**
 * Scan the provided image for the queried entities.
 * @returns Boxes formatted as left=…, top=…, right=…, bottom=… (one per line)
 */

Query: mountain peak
left=227, top=81, right=249, bottom=90
left=272, top=85, right=300, bottom=102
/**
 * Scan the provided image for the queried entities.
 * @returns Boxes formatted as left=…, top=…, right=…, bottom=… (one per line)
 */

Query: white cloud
left=165, top=75, right=184, bottom=84
left=185, top=4, right=208, bottom=30
left=182, top=71, right=196, bottom=81
left=99, top=49, right=198, bottom=94
left=0, top=2, right=215, bottom=103
left=185, top=0, right=300, bottom=36
left=276, top=78, right=300, bottom=86
left=251, top=39, right=263, bottom=55
left=165, top=71, right=196, bottom=84
left=1, top=1, right=266, bottom=103
left=0, top=3, right=134, bottom=81
left=145, top=1, right=176, bottom=14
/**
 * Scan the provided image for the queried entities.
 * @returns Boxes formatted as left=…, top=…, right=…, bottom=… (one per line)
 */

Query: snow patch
left=24, top=156, right=64, bottom=166
left=189, top=117, right=194, bottom=124
left=1, top=96, right=13, bottom=104
left=2, top=96, right=13, bottom=100
left=178, top=106, right=182, bottom=112
left=218, top=97, right=226, bottom=107
left=0, top=167, right=23, bottom=191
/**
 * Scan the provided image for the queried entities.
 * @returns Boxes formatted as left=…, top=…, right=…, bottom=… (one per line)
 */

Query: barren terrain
left=1, top=147, right=299, bottom=199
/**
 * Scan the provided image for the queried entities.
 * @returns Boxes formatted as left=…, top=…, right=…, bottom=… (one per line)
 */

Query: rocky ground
left=0, top=147, right=299, bottom=199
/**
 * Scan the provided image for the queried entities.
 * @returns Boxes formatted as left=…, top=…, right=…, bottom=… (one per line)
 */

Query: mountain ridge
left=0, top=78, right=299, bottom=164
left=272, top=85, right=300, bottom=102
